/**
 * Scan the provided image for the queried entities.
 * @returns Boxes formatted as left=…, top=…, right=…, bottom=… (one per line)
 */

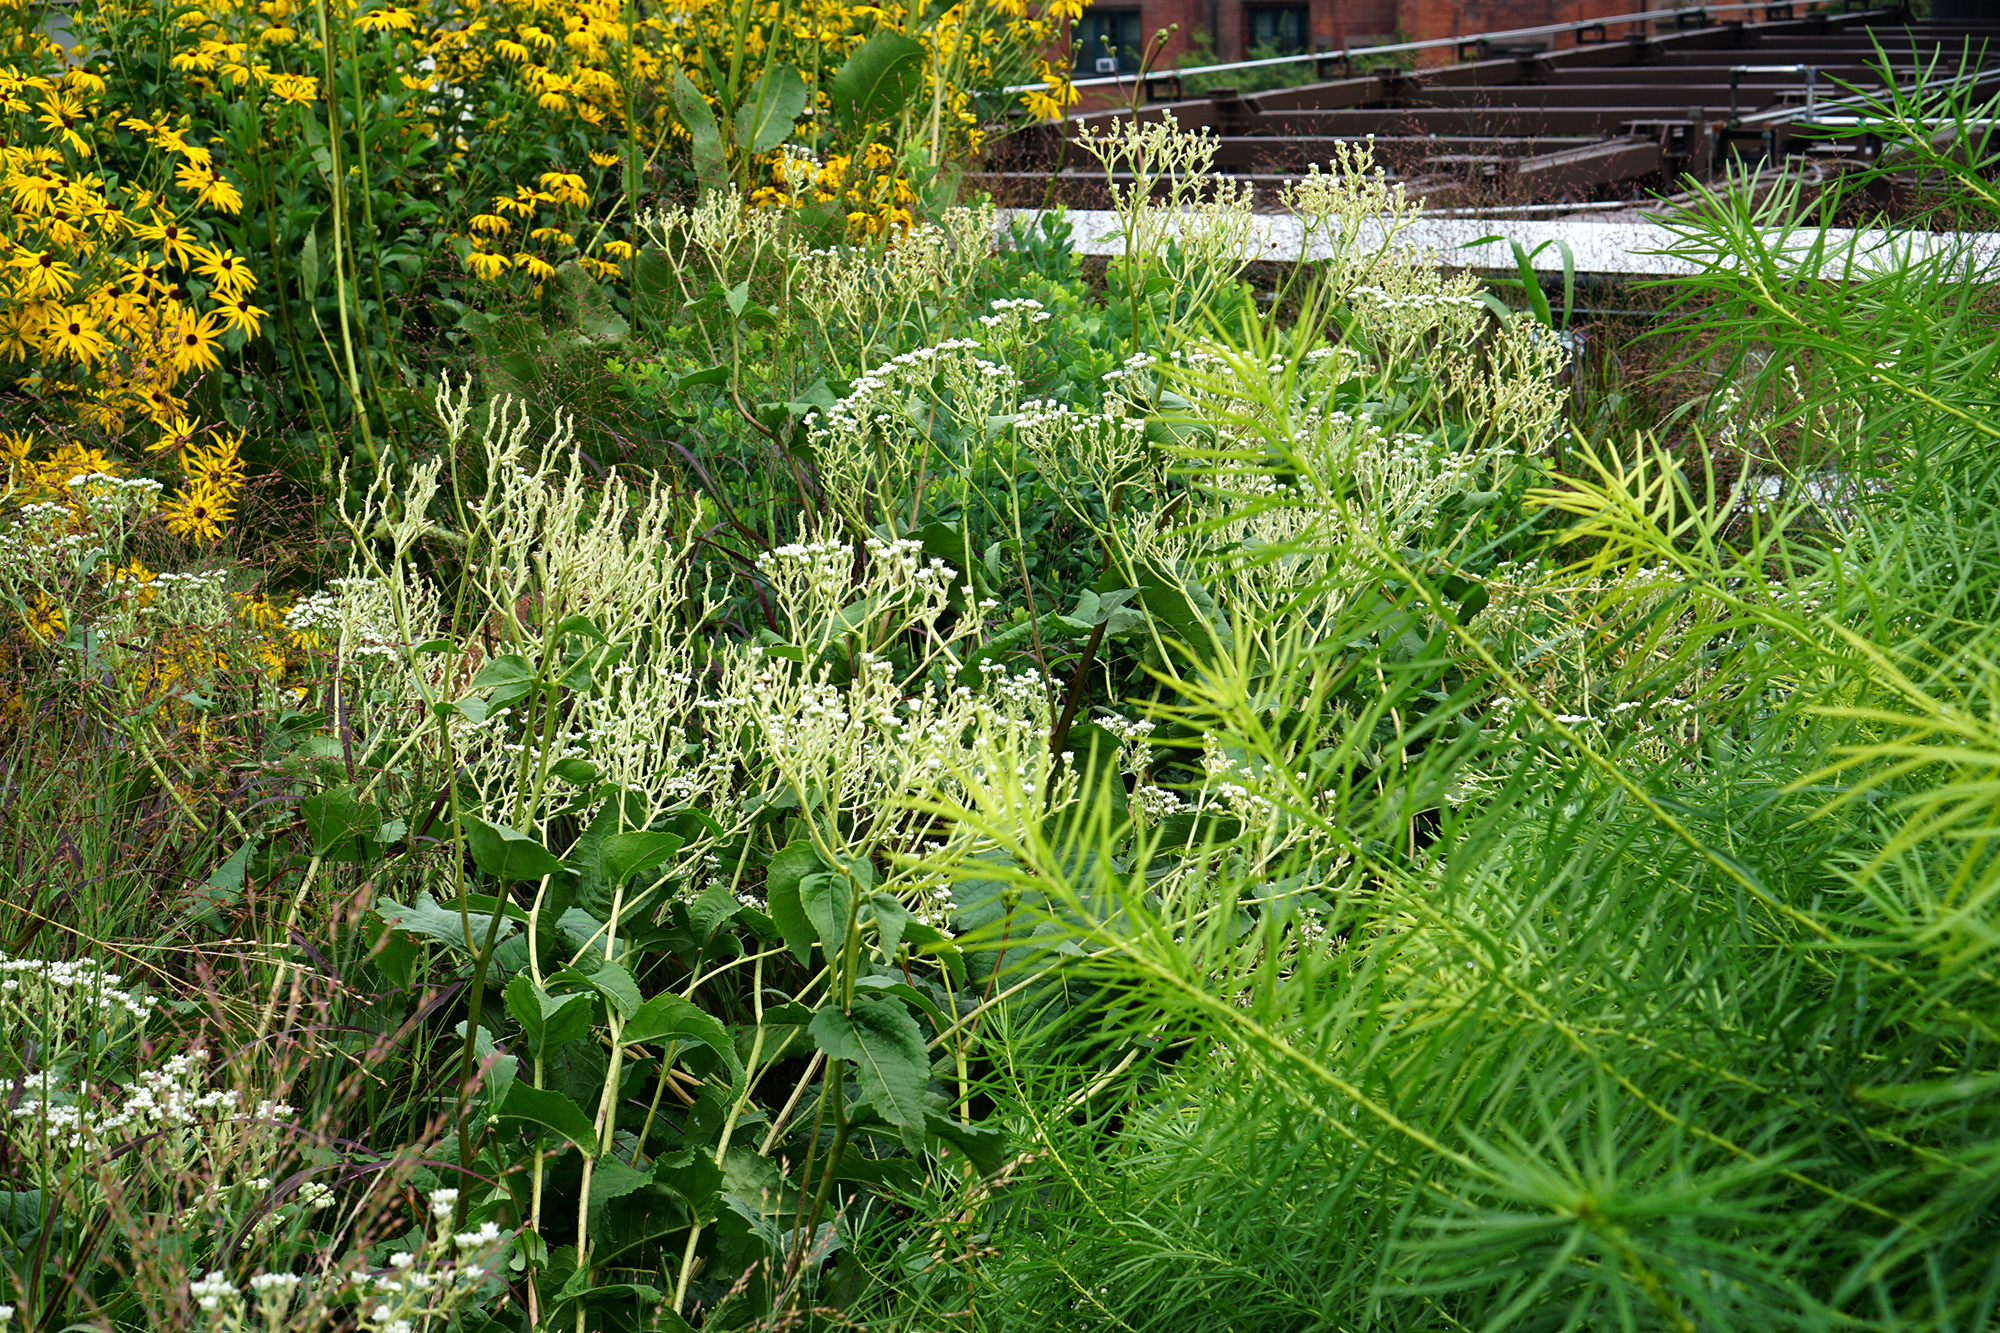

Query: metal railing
left=1002, top=0, right=1888, bottom=96
left=1730, top=63, right=1820, bottom=119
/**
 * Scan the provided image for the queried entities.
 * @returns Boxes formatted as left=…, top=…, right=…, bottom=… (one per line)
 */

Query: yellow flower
left=42, top=305, right=107, bottom=364
left=354, top=7, right=415, bottom=31
left=11, top=248, right=77, bottom=299
left=22, top=594, right=66, bottom=644
left=212, top=292, right=267, bottom=338
left=587, top=150, right=619, bottom=167
left=134, top=216, right=200, bottom=266
left=512, top=252, right=555, bottom=280
left=464, top=249, right=510, bottom=280
left=537, top=171, right=588, bottom=208
left=268, top=71, right=314, bottom=101
left=150, top=412, right=203, bottom=454
left=173, top=161, right=243, bottom=214
left=157, top=479, right=233, bottom=542
left=600, top=238, right=634, bottom=261
left=171, top=309, right=223, bottom=374
left=185, top=428, right=245, bottom=488
left=35, top=92, right=90, bottom=155
left=193, top=246, right=256, bottom=296
left=103, top=558, right=157, bottom=607
left=468, top=212, right=510, bottom=236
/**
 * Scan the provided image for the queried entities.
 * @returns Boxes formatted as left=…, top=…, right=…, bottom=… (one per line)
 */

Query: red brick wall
left=1061, top=0, right=1638, bottom=104
left=1396, top=0, right=1636, bottom=63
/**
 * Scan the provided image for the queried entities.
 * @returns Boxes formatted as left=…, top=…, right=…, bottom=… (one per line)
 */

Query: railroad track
left=975, top=4, right=2000, bottom=211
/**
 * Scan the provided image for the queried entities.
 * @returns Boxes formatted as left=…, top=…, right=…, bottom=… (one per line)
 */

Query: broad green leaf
left=810, top=998, right=930, bottom=1140
left=464, top=816, right=565, bottom=883
left=625, top=991, right=742, bottom=1079
left=868, top=891, right=911, bottom=961
left=926, top=1113, right=1009, bottom=1175
left=670, top=69, right=724, bottom=189
left=467, top=653, right=535, bottom=710
left=494, top=1082, right=597, bottom=1151
left=300, top=224, right=321, bottom=296
left=375, top=892, right=513, bottom=956
left=504, top=974, right=598, bottom=1056
left=455, top=1020, right=516, bottom=1108
left=801, top=871, right=852, bottom=954
left=855, top=975, right=949, bottom=1036
left=826, top=31, right=926, bottom=127
left=653, top=1148, right=723, bottom=1223
left=586, top=1157, right=652, bottom=1234
left=188, top=837, right=258, bottom=922
left=302, top=784, right=378, bottom=855
left=734, top=63, right=809, bottom=154
left=598, top=829, right=683, bottom=891
left=764, top=840, right=823, bottom=964
left=550, top=959, right=642, bottom=1019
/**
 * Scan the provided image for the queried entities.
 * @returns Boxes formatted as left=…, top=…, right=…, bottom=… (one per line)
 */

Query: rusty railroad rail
left=975, top=5, right=2000, bottom=210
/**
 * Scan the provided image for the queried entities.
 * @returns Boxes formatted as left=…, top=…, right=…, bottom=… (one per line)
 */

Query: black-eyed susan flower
left=211, top=292, right=267, bottom=338
left=171, top=310, right=223, bottom=374
left=464, top=249, right=510, bottom=280
left=192, top=245, right=255, bottom=296
left=157, top=479, right=233, bottom=542
left=43, top=305, right=107, bottom=364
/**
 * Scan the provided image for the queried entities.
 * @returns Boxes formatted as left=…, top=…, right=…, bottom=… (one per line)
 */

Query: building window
left=1246, top=4, right=1309, bottom=54
left=1075, top=8, right=1144, bottom=74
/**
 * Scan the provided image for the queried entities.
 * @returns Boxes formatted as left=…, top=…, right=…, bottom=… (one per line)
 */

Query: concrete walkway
left=1004, top=208, right=2000, bottom=278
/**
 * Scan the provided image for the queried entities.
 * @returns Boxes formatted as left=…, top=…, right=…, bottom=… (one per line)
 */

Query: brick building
left=1072, top=0, right=1639, bottom=75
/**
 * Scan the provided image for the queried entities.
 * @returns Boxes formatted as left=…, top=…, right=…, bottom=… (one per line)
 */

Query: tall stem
left=314, top=0, right=376, bottom=467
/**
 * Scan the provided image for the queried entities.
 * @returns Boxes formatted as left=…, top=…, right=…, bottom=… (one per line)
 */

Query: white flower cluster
left=190, top=1188, right=508, bottom=1333
left=754, top=536, right=959, bottom=648
left=65, top=472, right=164, bottom=529
left=0, top=950, right=157, bottom=1029
left=1015, top=398, right=1148, bottom=505
left=808, top=335, right=1021, bottom=531
left=283, top=574, right=429, bottom=663
left=1349, top=285, right=1487, bottom=310
left=11, top=1048, right=296, bottom=1155
left=977, top=296, right=1053, bottom=345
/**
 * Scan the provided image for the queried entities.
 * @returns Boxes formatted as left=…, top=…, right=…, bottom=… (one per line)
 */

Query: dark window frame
left=1245, top=4, right=1310, bottom=55
left=1075, top=7, right=1145, bottom=74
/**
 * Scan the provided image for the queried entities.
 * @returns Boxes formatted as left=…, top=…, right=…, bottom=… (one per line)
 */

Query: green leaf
left=827, top=32, right=926, bottom=126
left=302, top=784, right=378, bottom=855
left=653, top=1149, right=723, bottom=1223
left=550, top=614, right=606, bottom=642
left=464, top=817, right=566, bottom=884
left=504, top=974, right=598, bottom=1057
left=551, top=959, right=643, bottom=1019
left=375, top=892, right=513, bottom=956
left=494, top=1082, right=598, bottom=1151
left=734, top=63, right=809, bottom=155
left=854, top=975, right=949, bottom=1036
left=764, top=840, right=824, bottom=964
left=810, top=999, right=930, bottom=1141
left=550, top=757, right=599, bottom=786
left=926, top=1113, right=1009, bottom=1175
left=801, top=871, right=853, bottom=955
left=867, top=891, right=912, bottom=961
left=670, top=69, right=725, bottom=190
left=586, top=1157, right=652, bottom=1234
left=467, top=653, right=535, bottom=710
left=300, top=224, right=321, bottom=296
left=187, top=837, right=258, bottom=923
left=598, top=830, right=684, bottom=891
left=624, top=991, right=743, bottom=1079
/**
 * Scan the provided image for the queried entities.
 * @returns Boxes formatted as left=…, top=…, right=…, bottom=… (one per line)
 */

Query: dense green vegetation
left=5, top=37, right=2000, bottom=1333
